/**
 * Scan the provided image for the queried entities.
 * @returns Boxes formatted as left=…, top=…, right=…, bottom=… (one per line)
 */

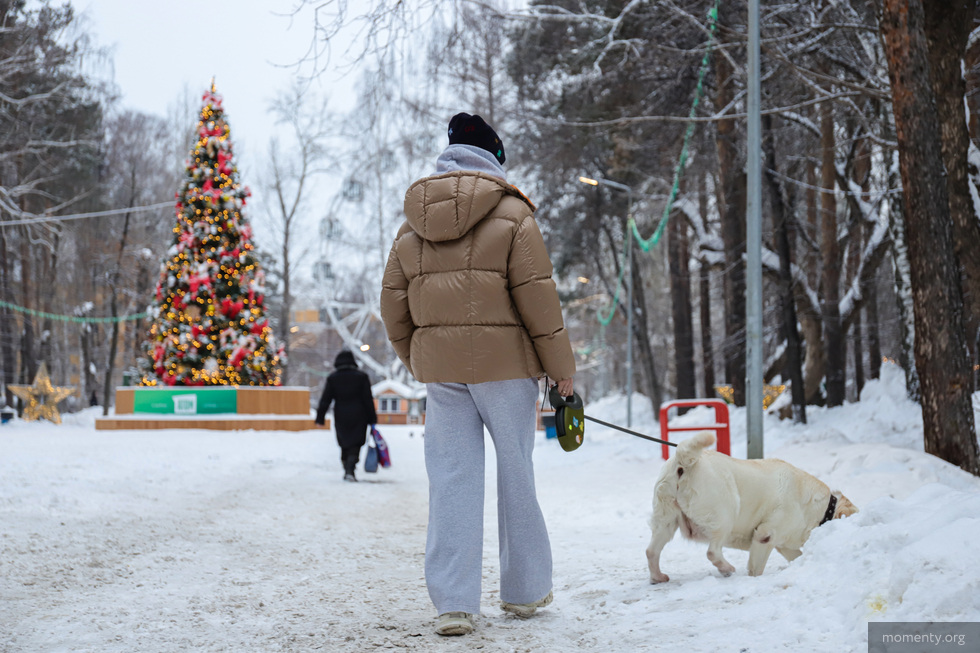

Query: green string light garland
left=594, top=0, right=720, bottom=333
left=0, top=300, right=148, bottom=324
left=632, top=0, right=720, bottom=253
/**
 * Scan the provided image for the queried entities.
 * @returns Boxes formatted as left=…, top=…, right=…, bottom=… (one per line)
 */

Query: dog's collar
left=819, top=494, right=838, bottom=526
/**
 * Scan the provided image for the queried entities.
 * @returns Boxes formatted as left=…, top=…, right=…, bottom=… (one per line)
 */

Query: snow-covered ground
left=2, top=362, right=979, bottom=652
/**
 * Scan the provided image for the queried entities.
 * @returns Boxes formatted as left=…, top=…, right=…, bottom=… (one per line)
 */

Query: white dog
left=646, top=431, right=857, bottom=582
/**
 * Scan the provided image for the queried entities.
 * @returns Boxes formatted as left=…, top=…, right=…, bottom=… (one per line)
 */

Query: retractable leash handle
left=548, top=385, right=585, bottom=452
left=546, top=385, right=679, bottom=451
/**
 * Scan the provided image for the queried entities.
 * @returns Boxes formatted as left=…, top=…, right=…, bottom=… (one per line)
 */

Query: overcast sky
left=80, top=0, right=357, bottom=159
left=78, top=0, right=364, bottom=275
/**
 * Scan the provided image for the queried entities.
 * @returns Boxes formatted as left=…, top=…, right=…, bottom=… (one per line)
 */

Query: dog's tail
left=675, top=431, right=716, bottom=469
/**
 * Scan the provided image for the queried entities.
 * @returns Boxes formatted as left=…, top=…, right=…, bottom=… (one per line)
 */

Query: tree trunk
left=878, top=0, right=980, bottom=475
left=281, top=235, right=292, bottom=385
left=715, top=10, right=746, bottom=407
left=81, top=323, right=97, bottom=405
left=19, top=230, right=36, bottom=385
left=0, top=224, right=14, bottom=408
left=865, top=268, right=882, bottom=381
left=699, top=175, right=716, bottom=398
left=888, top=185, right=920, bottom=400
left=820, top=99, right=846, bottom=406
left=801, top=162, right=825, bottom=404
left=721, top=172, right=747, bottom=407
left=763, top=114, right=806, bottom=423
left=103, top=195, right=135, bottom=415
left=103, top=301, right=121, bottom=414
left=805, top=164, right=820, bottom=292
left=859, top=137, right=883, bottom=382
left=922, top=0, right=980, bottom=390
left=849, top=221, right=865, bottom=399
left=669, top=210, right=695, bottom=401
left=629, top=244, right=663, bottom=409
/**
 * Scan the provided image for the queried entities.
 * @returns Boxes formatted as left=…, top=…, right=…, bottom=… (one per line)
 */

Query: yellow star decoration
left=8, top=362, right=75, bottom=424
left=714, top=384, right=787, bottom=409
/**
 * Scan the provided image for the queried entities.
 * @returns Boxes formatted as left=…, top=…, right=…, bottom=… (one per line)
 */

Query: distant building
left=371, top=379, right=426, bottom=425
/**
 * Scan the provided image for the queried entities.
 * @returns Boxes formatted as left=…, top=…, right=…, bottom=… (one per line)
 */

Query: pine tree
left=138, top=85, right=284, bottom=387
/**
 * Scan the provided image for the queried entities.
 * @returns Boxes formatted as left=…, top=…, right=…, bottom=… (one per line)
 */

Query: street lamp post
left=579, top=176, right=634, bottom=427
left=746, top=0, right=764, bottom=458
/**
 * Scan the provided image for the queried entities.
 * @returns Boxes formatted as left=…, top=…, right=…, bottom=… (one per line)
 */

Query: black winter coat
left=316, top=353, right=378, bottom=449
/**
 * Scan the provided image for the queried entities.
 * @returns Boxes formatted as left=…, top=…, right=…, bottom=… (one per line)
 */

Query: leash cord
left=583, top=414, right=678, bottom=447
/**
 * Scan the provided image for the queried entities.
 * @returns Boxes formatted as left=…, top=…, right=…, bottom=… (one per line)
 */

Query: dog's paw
left=650, top=573, right=669, bottom=584
left=718, top=564, right=735, bottom=577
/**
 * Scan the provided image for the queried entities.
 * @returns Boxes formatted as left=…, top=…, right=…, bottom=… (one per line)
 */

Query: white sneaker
left=501, top=591, right=553, bottom=618
left=435, top=611, right=474, bottom=636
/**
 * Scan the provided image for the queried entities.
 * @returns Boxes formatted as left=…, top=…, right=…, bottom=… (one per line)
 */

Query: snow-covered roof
left=371, top=379, right=425, bottom=399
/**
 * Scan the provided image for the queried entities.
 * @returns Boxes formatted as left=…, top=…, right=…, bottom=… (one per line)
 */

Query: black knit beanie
left=447, top=113, right=506, bottom=164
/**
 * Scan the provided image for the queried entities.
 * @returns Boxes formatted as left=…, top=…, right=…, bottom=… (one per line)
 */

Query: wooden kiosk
left=94, top=386, right=327, bottom=431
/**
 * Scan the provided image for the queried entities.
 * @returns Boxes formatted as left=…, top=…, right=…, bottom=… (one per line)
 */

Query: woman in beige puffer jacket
left=380, top=113, right=575, bottom=636
left=381, top=170, right=575, bottom=385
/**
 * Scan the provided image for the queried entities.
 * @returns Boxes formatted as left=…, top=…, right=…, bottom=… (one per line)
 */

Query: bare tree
left=263, top=85, right=332, bottom=384
left=0, top=0, right=111, bottom=406
left=97, top=112, right=173, bottom=413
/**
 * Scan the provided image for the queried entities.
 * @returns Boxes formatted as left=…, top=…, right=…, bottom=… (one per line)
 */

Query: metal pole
left=626, top=189, right=633, bottom=428
left=746, top=0, right=764, bottom=459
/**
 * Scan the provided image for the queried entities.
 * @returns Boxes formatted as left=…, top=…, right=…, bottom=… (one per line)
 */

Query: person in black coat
left=315, top=350, right=378, bottom=481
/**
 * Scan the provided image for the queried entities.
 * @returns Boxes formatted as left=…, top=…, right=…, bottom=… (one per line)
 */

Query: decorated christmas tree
left=139, top=84, right=284, bottom=386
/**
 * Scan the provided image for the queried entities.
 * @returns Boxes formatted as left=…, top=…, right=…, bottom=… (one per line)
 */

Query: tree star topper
left=9, top=362, right=75, bottom=424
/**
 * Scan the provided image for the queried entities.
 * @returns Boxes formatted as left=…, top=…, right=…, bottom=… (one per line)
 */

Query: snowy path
left=2, top=425, right=666, bottom=652
left=3, top=372, right=980, bottom=652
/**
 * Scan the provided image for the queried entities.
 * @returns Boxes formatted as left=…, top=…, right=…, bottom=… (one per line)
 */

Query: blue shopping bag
left=364, top=441, right=379, bottom=473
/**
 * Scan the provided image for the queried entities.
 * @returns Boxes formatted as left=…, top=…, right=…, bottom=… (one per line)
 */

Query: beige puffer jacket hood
left=380, top=170, right=576, bottom=384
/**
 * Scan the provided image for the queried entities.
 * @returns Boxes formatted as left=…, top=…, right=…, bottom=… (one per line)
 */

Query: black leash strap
left=584, top=414, right=678, bottom=448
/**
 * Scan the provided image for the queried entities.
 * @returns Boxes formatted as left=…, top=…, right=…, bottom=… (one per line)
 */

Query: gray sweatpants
left=423, top=378, right=553, bottom=615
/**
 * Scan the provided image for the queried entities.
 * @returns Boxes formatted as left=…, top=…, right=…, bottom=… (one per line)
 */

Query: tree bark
left=699, top=176, right=716, bottom=398
left=628, top=245, right=663, bottom=409
left=857, top=136, right=883, bottom=381
left=763, top=114, right=806, bottom=423
left=81, top=323, right=97, bottom=406
left=849, top=220, right=865, bottom=399
left=19, top=229, right=36, bottom=385
left=103, top=190, right=135, bottom=415
left=0, top=224, right=14, bottom=408
left=922, top=0, right=980, bottom=390
left=669, top=210, right=696, bottom=401
left=802, top=163, right=825, bottom=404
left=888, top=185, right=920, bottom=400
left=821, top=99, right=846, bottom=406
left=877, top=0, right=980, bottom=475
left=715, top=10, right=746, bottom=407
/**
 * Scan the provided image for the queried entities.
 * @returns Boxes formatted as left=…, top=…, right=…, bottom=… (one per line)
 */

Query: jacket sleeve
left=507, top=214, right=576, bottom=381
left=315, top=378, right=332, bottom=425
left=380, top=240, right=415, bottom=375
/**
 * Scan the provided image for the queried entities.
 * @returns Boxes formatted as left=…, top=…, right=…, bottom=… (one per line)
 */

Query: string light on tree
left=138, top=82, right=284, bottom=386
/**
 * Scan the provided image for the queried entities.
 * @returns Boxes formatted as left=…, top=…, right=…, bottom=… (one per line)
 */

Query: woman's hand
left=556, top=377, right=574, bottom=397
